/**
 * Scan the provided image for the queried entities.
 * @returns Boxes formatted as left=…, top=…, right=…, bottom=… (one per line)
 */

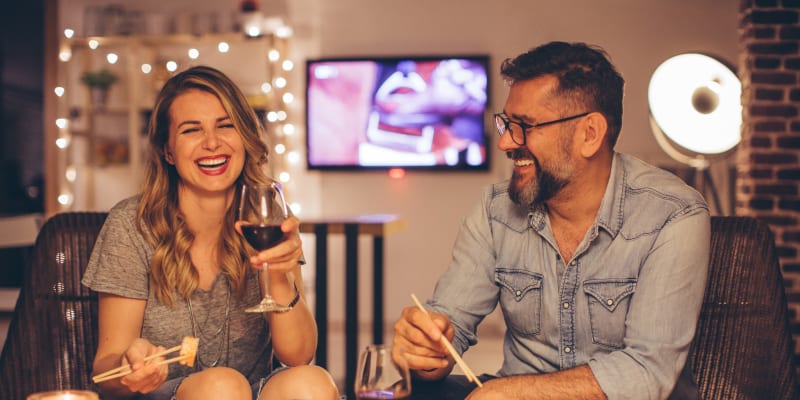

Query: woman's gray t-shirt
left=81, top=196, right=273, bottom=384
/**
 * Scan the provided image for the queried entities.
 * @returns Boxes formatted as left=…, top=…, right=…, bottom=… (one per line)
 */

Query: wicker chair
left=0, top=212, right=107, bottom=399
left=688, top=216, right=799, bottom=399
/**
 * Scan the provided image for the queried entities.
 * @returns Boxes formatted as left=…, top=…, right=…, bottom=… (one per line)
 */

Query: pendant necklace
left=186, top=276, right=231, bottom=368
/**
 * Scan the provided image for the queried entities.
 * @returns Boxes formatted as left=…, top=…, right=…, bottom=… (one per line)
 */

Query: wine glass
left=238, top=181, right=291, bottom=313
left=354, top=344, right=412, bottom=400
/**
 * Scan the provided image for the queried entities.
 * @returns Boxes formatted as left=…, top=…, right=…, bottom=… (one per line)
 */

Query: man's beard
left=507, top=149, right=569, bottom=208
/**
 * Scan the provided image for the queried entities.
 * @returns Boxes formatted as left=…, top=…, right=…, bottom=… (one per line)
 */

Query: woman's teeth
left=197, top=156, right=227, bottom=168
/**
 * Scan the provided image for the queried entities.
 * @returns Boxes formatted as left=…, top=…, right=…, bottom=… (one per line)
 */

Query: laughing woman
left=82, top=66, right=339, bottom=400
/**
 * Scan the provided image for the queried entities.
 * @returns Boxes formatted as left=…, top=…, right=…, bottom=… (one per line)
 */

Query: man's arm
left=466, top=365, right=606, bottom=400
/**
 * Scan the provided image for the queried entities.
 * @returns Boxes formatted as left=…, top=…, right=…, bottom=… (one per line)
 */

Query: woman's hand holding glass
left=246, top=216, right=303, bottom=286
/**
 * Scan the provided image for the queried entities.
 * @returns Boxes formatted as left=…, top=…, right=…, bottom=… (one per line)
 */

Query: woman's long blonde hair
left=138, top=65, right=270, bottom=305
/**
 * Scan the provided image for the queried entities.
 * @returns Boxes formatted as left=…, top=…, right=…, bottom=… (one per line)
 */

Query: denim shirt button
left=564, top=346, right=572, bottom=353
left=563, top=302, right=570, bottom=309
left=515, top=290, right=522, bottom=297
left=606, top=299, right=614, bottom=306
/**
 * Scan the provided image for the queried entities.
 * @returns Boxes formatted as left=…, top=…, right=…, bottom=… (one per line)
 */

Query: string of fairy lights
left=52, top=25, right=304, bottom=215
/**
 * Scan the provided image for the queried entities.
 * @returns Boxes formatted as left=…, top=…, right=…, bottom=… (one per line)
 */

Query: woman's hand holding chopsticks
left=91, top=340, right=179, bottom=397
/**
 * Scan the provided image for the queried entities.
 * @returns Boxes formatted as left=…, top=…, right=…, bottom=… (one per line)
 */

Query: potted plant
left=80, top=69, right=118, bottom=110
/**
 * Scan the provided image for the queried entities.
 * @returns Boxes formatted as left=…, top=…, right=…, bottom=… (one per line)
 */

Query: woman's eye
left=180, top=127, right=200, bottom=134
left=219, top=123, right=235, bottom=129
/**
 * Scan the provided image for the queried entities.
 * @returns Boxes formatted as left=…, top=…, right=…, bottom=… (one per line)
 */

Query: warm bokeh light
left=268, top=50, right=280, bottom=62
left=282, top=60, right=294, bottom=71
left=141, top=63, right=152, bottom=74
left=55, top=137, right=70, bottom=149
left=166, top=60, right=178, bottom=72
left=106, top=53, right=119, bottom=64
left=261, top=82, right=272, bottom=93
left=282, top=92, right=294, bottom=104
left=63, top=28, right=74, bottom=38
left=218, top=42, right=230, bottom=53
left=276, top=26, right=293, bottom=38
left=287, top=151, right=300, bottom=164
left=59, top=49, right=72, bottom=62
left=88, top=39, right=99, bottom=49
left=54, top=86, right=65, bottom=97
left=188, top=48, right=199, bottom=59
left=57, top=193, right=73, bottom=206
left=388, top=168, right=406, bottom=179
left=275, top=143, right=286, bottom=154
left=65, top=166, right=77, bottom=182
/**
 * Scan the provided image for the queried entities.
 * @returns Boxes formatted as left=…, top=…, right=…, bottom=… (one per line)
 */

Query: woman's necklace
left=186, top=276, right=231, bottom=368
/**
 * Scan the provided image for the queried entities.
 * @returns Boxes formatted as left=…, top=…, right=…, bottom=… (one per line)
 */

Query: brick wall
left=738, top=0, right=800, bottom=372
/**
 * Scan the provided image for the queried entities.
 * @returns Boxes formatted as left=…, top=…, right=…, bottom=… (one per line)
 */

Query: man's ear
left=579, top=112, right=608, bottom=158
left=164, top=145, right=175, bottom=164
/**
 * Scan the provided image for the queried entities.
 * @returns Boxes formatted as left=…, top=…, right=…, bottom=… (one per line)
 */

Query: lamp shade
left=648, top=53, right=742, bottom=158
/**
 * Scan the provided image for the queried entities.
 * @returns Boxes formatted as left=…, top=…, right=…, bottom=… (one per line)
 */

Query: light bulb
left=141, top=64, right=152, bottom=74
left=106, top=53, right=119, bottom=64
left=188, top=48, right=199, bottom=59
left=54, top=86, right=65, bottom=97
left=268, top=50, right=280, bottom=62
left=57, top=193, right=73, bottom=206
left=218, top=42, right=230, bottom=53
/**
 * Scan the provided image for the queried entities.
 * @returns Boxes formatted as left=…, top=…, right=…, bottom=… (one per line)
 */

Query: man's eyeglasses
left=494, top=112, right=590, bottom=146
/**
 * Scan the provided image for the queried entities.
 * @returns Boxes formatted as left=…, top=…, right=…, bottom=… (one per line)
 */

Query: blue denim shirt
left=427, top=153, right=710, bottom=400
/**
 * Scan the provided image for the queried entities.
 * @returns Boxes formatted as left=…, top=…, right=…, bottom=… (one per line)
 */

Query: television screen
left=305, top=55, right=490, bottom=171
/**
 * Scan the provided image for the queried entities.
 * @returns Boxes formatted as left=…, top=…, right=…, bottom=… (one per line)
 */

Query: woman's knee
left=260, top=365, right=339, bottom=400
left=177, top=367, right=251, bottom=399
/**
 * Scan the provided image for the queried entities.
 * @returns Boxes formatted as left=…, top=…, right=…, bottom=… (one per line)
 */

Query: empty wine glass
left=238, top=181, right=291, bottom=313
left=354, top=344, right=411, bottom=399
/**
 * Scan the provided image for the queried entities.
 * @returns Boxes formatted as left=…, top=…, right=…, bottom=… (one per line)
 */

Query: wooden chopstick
left=411, top=294, right=483, bottom=388
left=92, top=354, right=189, bottom=383
left=91, top=344, right=182, bottom=383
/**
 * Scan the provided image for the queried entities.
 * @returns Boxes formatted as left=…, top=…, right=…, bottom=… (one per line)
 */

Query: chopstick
left=411, top=293, right=483, bottom=388
left=92, top=354, right=191, bottom=383
left=91, top=344, right=183, bottom=383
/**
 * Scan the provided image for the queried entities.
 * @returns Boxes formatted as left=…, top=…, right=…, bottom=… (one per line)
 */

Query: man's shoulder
left=618, top=154, right=706, bottom=205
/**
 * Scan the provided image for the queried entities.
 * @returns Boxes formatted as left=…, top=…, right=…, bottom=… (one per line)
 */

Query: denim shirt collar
left=526, top=152, right=625, bottom=239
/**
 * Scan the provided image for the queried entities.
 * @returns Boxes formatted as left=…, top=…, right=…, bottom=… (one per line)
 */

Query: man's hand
left=392, top=306, right=457, bottom=379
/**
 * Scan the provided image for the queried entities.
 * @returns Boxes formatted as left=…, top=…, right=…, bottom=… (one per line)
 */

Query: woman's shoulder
left=108, top=194, right=142, bottom=217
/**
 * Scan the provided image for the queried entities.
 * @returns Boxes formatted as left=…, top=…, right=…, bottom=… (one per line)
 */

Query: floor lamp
left=648, top=53, right=742, bottom=215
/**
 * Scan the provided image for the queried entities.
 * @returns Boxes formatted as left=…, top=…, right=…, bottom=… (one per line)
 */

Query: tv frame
left=304, top=54, right=491, bottom=172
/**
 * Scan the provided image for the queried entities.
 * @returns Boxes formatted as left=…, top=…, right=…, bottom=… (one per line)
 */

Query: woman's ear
left=164, top=145, right=175, bottom=164
left=579, top=112, right=608, bottom=158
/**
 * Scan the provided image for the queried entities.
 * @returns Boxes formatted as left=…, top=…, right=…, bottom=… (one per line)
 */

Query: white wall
left=57, top=0, right=739, bottom=364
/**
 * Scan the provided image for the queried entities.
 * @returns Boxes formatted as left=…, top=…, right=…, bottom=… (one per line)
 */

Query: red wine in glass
left=240, top=223, right=285, bottom=250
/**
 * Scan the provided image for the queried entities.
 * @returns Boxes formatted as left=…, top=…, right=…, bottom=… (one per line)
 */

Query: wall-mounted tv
left=305, top=55, right=490, bottom=171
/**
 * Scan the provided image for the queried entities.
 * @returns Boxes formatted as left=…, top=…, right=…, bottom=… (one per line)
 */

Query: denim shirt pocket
left=495, top=268, right=543, bottom=336
left=583, top=278, right=637, bottom=349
